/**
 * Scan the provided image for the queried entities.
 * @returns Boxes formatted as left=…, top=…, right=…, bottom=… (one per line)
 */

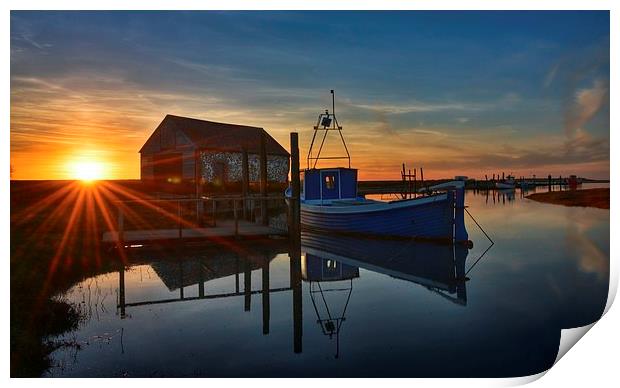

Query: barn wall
left=182, top=151, right=195, bottom=179
left=199, top=151, right=289, bottom=183
left=141, top=155, right=154, bottom=180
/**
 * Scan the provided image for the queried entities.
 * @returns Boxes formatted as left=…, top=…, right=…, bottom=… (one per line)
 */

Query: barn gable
left=139, top=114, right=289, bottom=156
left=139, top=114, right=290, bottom=193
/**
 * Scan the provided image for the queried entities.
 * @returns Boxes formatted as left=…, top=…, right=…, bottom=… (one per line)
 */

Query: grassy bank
left=10, top=180, right=141, bottom=376
left=525, top=188, right=609, bottom=209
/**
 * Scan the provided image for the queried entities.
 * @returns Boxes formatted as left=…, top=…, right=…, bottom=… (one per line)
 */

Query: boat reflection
left=300, top=232, right=470, bottom=357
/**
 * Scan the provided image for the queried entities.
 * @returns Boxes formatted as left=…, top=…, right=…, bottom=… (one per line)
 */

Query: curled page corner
left=554, top=323, right=596, bottom=365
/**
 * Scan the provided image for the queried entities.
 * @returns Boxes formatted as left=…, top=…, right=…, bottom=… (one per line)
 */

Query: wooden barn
left=139, top=114, right=290, bottom=195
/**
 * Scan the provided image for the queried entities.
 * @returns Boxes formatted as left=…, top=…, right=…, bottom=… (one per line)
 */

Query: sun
left=69, top=161, right=106, bottom=182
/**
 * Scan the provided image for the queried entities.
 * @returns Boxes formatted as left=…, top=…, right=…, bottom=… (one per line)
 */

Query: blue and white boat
left=288, top=91, right=470, bottom=245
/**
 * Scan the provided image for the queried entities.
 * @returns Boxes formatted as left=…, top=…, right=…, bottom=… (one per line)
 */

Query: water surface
left=46, top=185, right=609, bottom=377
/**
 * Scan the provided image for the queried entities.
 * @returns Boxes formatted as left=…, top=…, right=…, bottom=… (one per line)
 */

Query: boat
left=287, top=91, right=470, bottom=245
left=495, top=175, right=516, bottom=190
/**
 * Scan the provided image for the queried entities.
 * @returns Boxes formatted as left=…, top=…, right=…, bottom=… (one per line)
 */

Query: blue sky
left=10, top=11, right=610, bottom=179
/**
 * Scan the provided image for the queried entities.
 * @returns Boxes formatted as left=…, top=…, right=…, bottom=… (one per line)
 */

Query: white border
left=3, top=2, right=617, bottom=388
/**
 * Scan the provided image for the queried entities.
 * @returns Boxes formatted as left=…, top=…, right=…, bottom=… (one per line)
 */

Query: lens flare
left=69, top=161, right=105, bottom=182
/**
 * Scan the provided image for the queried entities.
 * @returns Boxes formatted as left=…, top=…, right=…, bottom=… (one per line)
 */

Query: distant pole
left=414, top=168, right=417, bottom=198
left=408, top=169, right=412, bottom=199
left=260, top=132, right=268, bottom=226
left=290, top=133, right=301, bottom=241
left=420, top=167, right=424, bottom=191
left=401, top=163, right=406, bottom=199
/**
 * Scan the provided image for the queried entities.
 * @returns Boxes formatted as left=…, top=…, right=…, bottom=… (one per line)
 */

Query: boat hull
left=495, top=182, right=515, bottom=189
left=300, top=194, right=455, bottom=241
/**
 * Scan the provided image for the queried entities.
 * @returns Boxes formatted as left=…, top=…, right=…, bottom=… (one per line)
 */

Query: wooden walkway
left=102, top=219, right=287, bottom=244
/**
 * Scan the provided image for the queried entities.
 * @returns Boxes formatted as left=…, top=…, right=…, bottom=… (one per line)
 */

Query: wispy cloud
left=564, top=79, right=608, bottom=136
left=350, top=101, right=487, bottom=114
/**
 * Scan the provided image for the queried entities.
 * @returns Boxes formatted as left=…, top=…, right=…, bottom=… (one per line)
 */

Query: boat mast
left=306, top=90, right=351, bottom=169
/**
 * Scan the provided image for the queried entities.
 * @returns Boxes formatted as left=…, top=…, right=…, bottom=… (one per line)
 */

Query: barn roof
left=140, top=114, right=290, bottom=155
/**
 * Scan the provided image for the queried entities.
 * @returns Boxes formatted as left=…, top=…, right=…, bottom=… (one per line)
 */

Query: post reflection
left=290, top=233, right=303, bottom=354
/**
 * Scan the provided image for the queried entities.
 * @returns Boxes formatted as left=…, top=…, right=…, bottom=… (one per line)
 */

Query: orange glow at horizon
left=66, top=159, right=107, bottom=182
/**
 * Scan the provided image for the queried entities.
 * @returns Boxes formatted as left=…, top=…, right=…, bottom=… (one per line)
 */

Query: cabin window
left=324, top=174, right=336, bottom=190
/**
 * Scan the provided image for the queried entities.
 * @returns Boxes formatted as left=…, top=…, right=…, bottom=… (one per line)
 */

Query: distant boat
left=287, top=91, right=470, bottom=245
left=495, top=175, right=516, bottom=190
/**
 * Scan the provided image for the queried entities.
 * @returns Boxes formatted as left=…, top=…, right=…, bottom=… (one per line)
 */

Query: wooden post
left=420, top=167, right=424, bottom=191
left=117, top=205, right=124, bottom=246
left=290, top=133, right=301, bottom=241
left=413, top=168, right=417, bottom=198
left=408, top=169, right=412, bottom=199
left=242, top=148, right=249, bottom=220
left=260, top=132, right=268, bottom=226
left=401, top=163, right=406, bottom=199
left=119, top=266, right=126, bottom=319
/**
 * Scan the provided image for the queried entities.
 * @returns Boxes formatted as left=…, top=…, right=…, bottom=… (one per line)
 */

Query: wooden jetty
left=103, top=219, right=286, bottom=244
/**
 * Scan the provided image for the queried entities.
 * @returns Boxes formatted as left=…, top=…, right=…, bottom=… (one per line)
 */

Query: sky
left=10, top=11, right=610, bottom=180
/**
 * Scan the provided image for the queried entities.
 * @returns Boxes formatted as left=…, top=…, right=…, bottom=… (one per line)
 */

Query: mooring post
left=119, top=266, right=126, bottom=319
left=242, top=148, right=250, bottom=220
left=260, top=132, right=268, bottom=226
left=290, top=132, right=301, bottom=241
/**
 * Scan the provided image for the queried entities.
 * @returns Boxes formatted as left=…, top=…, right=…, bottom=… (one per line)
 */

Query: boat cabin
left=302, top=167, right=358, bottom=203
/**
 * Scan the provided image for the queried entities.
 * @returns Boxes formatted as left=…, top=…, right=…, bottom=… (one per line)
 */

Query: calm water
left=46, top=185, right=609, bottom=377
